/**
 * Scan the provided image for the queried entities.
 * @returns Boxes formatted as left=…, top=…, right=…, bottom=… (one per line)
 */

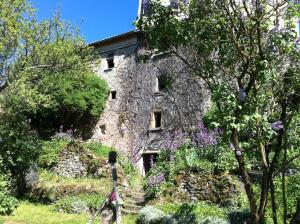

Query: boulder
left=25, top=162, right=39, bottom=188
left=137, top=206, right=165, bottom=224
left=200, top=217, right=228, bottom=224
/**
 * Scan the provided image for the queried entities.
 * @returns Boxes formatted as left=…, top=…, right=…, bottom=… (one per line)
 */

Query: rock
left=200, top=217, right=228, bottom=224
left=25, top=162, right=39, bottom=188
left=161, top=214, right=178, bottom=224
left=137, top=206, right=165, bottom=224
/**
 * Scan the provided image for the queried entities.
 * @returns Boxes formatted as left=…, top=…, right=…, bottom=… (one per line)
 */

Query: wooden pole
left=109, top=151, right=121, bottom=224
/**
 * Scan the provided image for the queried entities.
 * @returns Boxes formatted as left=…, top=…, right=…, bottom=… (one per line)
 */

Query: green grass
left=156, top=201, right=227, bottom=220
left=0, top=201, right=90, bottom=224
left=0, top=201, right=138, bottom=224
left=123, top=214, right=138, bottom=224
left=39, top=169, right=112, bottom=189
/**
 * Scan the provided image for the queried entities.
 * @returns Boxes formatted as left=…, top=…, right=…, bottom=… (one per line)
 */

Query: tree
left=0, top=0, right=109, bottom=194
left=137, top=0, right=300, bottom=223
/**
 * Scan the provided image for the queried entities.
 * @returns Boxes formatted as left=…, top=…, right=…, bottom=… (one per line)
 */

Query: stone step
left=121, top=208, right=139, bottom=215
left=123, top=204, right=142, bottom=212
left=131, top=195, right=145, bottom=202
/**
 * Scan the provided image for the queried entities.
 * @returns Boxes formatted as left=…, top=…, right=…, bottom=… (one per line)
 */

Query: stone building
left=90, top=0, right=209, bottom=175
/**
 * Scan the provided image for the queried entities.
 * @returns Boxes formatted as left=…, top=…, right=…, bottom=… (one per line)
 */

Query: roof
left=89, top=30, right=141, bottom=47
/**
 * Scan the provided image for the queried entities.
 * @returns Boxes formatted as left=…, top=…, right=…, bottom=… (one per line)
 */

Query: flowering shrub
left=146, top=121, right=230, bottom=197
left=147, top=172, right=165, bottom=188
left=159, top=121, right=222, bottom=163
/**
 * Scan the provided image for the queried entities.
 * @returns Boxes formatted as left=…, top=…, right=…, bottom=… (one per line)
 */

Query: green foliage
left=158, top=202, right=227, bottom=221
left=213, top=146, right=237, bottom=172
left=83, top=141, right=112, bottom=159
left=38, top=139, right=70, bottom=168
left=0, top=173, right=19, bottom=215
left=0, top=113, right=40, bottom=178
left=54, top=197, right=88, bottom=214
left=175, top=147, right=215, bottom=174
left=3, top=59, right=109, bottom=137
left=0, top=2, right=109, bottom=197
left=53, top=193, right=105, bottom=214
left=137, top=0, right=300, bottom=222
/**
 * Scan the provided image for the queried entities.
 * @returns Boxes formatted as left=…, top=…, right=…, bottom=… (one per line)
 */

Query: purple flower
left=161, top=130, right=189, bottom=158
left=271, top=121, right=284, bottom=131
left=236, top=150, right=242, bottom=156
left=238, top=89, right=247, bottom=101
left=147, top=172, right=165, bottom=188
left=192, top=121, right=221, bottom=147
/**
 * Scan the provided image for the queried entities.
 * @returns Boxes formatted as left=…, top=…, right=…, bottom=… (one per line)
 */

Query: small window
left=111, top=91, right=117, bottom=99
left=143, top=153, right=158, bottom=173
left=100, top=125, right=106, bottom=134
left=157, top=76, right=171, bottom=92
left=107, top=53, right=114, bottom=69
left=153, top=111, right=162, bottom=128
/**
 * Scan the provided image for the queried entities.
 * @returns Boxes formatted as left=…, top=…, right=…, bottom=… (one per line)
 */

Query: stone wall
left=91, top=33, right=210, bottom=174
left=53, top=141, right=112, bottom=179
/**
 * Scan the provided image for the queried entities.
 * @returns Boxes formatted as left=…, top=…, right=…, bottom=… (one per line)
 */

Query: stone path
left=120, top=187, right=145, bottom=215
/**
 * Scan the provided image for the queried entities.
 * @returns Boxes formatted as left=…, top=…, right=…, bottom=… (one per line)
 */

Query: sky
left=30, top=0, right=139, bottom=44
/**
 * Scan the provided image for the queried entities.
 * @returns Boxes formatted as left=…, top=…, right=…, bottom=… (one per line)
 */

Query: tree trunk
left=231, top=130, right=259, bottom=224
left=270, top=179, right=278, bottom=224
left=282, top=131, right=288, bottom=224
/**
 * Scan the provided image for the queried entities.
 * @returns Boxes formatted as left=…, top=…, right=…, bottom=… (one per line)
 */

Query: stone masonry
left=90, top=0, right=209, bottom=175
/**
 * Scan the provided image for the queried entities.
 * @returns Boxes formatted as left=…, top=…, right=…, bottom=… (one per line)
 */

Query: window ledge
left=104, top=68, right=114, bottom=72
left=149, top=127, right=163, bottom=133
left=154, top=91, right=165, bottom=97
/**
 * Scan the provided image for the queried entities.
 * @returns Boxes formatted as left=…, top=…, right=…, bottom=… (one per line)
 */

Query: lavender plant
left=146, top=121, right=225, bottom=196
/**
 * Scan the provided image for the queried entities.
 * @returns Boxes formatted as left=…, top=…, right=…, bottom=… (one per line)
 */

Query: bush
left=38, top=139, right=70, bottom=168
left=54, top=196, right=88, bottom=214
left=53, top=193, right=105, bottom=214
left=137, top=206, right=165, bottom=224
left=83, top=141, right=112, bottom=159
left=0, top=173, right=19, bottom=215
left=3, top=69, right=109, bottom=138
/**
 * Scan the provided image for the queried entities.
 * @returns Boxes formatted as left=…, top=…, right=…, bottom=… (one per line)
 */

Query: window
left=106, top=53, right=114, bottom=69
left=100, top=125, right=106, bottom=135
left=151, top=111, right=162, bottom=129
left=158, top=76, right=167, bottom=91
left=111, top=91, right=117, bottom=99
left=156, top=75, right=171, bottom=92
left=143, top=153, right=158, bottom=173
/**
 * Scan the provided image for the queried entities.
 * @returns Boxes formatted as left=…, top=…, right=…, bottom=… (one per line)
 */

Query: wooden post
left=109, top=151, right=122, bottom=224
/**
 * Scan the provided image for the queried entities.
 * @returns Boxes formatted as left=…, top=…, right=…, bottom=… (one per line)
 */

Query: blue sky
left=30, top=0, right=139, bottom=43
